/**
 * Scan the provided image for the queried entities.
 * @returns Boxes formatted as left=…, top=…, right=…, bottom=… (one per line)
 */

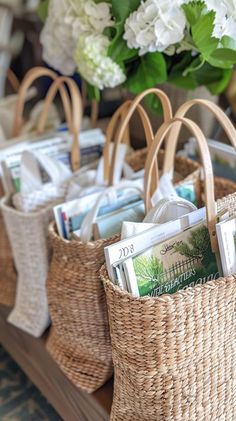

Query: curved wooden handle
left=103, top=100, right=153, bottom=181
left=109, top=88, right=173, bottom=186
left=144, top=117, right=217, bottom=252
left=7, top=69, right=20, bottom=93
left=37, top=76, right=83, bottom=172
left=163, top=99, right=236, bottom=175
left=12, top=66, right=59, bottom=137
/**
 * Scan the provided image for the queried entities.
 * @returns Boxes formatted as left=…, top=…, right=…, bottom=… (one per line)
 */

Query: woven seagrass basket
left=46, top=223, right=117, bottom=393
left=101, top=111, right=236, bottom=421
left=0, top=71, right=83, bottom=336
left=0, top=178, right=17, bottom=306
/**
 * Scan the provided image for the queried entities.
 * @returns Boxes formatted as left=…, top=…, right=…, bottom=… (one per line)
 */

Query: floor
left=0, top=346, right=61, bottom=421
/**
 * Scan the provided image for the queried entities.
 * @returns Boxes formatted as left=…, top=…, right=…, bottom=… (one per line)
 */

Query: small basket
left=46, top=223, right=116, bottom=393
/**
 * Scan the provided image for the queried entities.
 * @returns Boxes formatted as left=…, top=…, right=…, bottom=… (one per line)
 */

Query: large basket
left=101, top=111, right=236, bottom=420
left=46, top=223, right=116, bottom=393
left=101, top=267, right=236, bottom=421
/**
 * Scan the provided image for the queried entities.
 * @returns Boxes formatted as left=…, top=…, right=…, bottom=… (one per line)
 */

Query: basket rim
left=0, top=195, right=56, bottom=218
left=100, top=264, right=236, bottom=304
left=49, top=221, right=119, bottom=247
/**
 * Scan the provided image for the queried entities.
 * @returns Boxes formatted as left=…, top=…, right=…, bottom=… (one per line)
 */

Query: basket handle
left=144, top=117, right=217, bottom=253
left=36, top=76, right=83, bottom=172
left=7, top=69, right=20, bottom=92
left=11, top=66, right=63, bottom=137
left=108, top=88, right=173, bottom=187
left=103, top=100, right=153, bottom=184
left=163, top=99, right=236, bottom=175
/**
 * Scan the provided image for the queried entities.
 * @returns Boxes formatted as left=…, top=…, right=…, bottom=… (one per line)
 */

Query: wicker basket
left=101, top=266, right=236, bottom=421
left=101, top=114, right=236, bottom=421
left=0, top=213, right=17, bottom=306
left=0, top=67, right=63, bottom=307
left=46, top=223, right=117, bottom=393
left=0, top=73, right=82, bottom=336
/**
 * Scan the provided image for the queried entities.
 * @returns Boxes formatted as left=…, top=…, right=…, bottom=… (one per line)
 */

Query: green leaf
left=208, top=48, right=236, bottom=68
left=207, top=69, right=233, bottom=94
left=191, top=10, right=218, bottom=60
left=37, top=0, right=49, bottom=22
left=182, top=1, right=205, bottom=26
left=108, top=34, right=137, bottom=63
left=144, top=94, right=163, bottom=115
left=124, top=53, right=167, bottom=94
left=169, top=73, right=198, bottom=90
left=112, top=0, right=140, bottom=22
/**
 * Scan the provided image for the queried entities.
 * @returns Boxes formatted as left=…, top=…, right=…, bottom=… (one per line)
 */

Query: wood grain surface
left=0, top=305, right=113, bottom=421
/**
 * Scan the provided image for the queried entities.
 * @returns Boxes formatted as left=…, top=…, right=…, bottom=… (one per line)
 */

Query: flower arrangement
left=39, top=0, right=236, bottom=102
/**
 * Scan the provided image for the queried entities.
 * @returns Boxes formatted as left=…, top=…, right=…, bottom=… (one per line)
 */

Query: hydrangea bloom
left=65, top=0, right=114, bottom=41
left=74, top=34, right=126, bottom=89
left=124, top=0, right=187, bottom=55
left=40, top=0, right=76, bottom=75
left=205, top=0, right=236, bottom=41
left=40, top=0, right=113, bottom=75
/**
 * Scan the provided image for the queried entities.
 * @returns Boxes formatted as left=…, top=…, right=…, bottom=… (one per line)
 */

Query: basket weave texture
left=101, top=268, right=236, bottom=421
left=101, top=190, right=236, bottom=421
left=128, top=148, right=236, bottom=202
left=0, top=213, right=17, bottom=307
left=46, top=223, right=117, bottom=393
left=1, top=197, right=54, bottom=337
left=126, top=147, right=199, bottom=177
left=0, top=180, right=17, bottom=306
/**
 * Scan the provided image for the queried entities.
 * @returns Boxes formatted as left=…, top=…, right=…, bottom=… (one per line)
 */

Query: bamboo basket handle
left=12, top=66, right=61, bottom=137
left=7, top=69, right=20, bottom=92
left=37, top=76, right=83, bottom=172
left=145, top=117, right=217, bottom=253
left=109, top=88, right=173, bottom=186
left=103, top=100, right=153, bottom=184
left=163, top=99, right=236, bottom=175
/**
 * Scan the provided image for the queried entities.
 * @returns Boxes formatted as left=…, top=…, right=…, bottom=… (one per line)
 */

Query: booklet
left=55, top=193, right=142, bottom=240
left=105, top=207, right=207, bottom=284
left=216, top=215, right=236, bottom=277
left=183, top=138, right=236, bottom=182
left=93, top=200, right=145, bottom=240
left=122, top=221, right=219, bottom=297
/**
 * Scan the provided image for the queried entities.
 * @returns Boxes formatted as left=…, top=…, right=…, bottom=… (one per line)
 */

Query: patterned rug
left=0, top=346, right=61, bottom=420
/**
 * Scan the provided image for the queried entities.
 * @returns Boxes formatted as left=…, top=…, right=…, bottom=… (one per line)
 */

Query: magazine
left=122, top=221, right=219, bottom=297
left=105, top=207, right=207, bottom=284
left=0, top=129, right=105, bottom=194
left=216, top=216, right=236, bottom=277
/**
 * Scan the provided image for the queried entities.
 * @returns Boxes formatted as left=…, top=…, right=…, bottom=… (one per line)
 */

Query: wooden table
left=0, top=305, right=113, bottom=421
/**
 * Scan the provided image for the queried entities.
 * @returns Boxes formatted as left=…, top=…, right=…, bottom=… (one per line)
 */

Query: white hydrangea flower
left=124, top=0, right=187, bottom=55
left=65, top=0, right=114, bottom=41
left=40, top=0, right=114, bottom=75
left=40, top=0, right=76, bottom=75
left=74, top=33, right=126, bottom=89
left=205, top=0, right=236, bottom=40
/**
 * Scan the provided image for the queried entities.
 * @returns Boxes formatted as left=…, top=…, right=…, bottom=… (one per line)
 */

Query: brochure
left=183, top=138, right=236, bottom=182
left=216, top=216, right=236, bottom=277
left=122, top=221, right=219, bottom=297
left=104, top=207, right=207, bottom=283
